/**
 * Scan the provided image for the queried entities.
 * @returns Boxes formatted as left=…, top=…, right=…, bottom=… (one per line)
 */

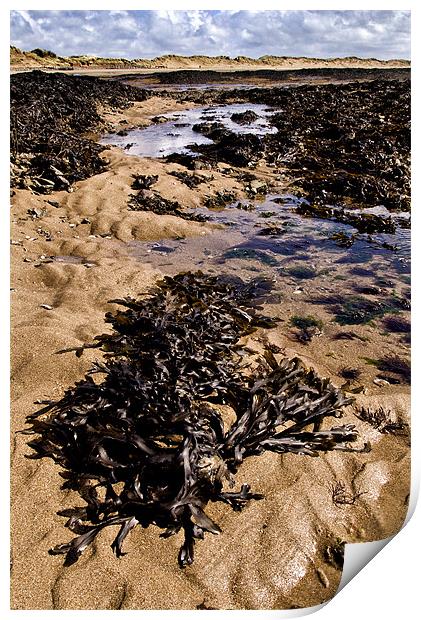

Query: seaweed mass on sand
left=25, top=272, right=368, bottom=567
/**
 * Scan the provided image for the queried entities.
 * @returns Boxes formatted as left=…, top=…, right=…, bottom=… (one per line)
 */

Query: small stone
left=40, top=304, right=53, bottom=310
left=249, top=179, right=267, bottom=193
left=316, top=568, right=329, bottom=588
left=373, top=378, right=389, bottom=387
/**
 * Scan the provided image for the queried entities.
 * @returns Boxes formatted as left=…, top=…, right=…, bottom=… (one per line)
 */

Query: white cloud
left=9, top=10, right=411, bottom=60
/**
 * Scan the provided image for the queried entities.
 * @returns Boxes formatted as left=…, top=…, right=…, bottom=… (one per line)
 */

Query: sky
left=9, top=9, right=411, bottom=60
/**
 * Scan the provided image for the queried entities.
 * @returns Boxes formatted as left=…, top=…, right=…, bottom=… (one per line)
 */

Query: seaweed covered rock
left=194, top=128, right=265, bottom=168
left=169, top=170, right=209, bottom=189
left=26, top=272, right=367, bottom=568
left=230, top=110, right=259, bottom=125
left=10, top=70, right=149, bottom=192
left=192, top=121, right=224, bottom=136
left=261, top=79, right=410, bottom=211
left=189, top=78, right=410, bottom=212
left=296, top=202, right=397, bottom=234
left=128, top=177, right=208, bottom=222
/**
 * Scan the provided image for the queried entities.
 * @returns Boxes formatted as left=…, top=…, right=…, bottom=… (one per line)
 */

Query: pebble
left=316, top=568, right=329, bottom=588
left=373, top=378, right=390, bottom=387
left=40, top=304, right=53, bottom=310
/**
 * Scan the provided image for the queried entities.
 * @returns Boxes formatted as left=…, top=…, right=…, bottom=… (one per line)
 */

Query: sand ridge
left=10, top=45, right=410, bottom=73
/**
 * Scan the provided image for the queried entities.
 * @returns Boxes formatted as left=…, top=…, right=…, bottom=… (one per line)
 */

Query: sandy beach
left=10, top=72, right=410, bottom=610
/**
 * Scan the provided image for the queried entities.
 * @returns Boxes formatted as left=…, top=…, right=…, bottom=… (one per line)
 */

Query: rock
left=373, top=378, right=389, bottom=387
left=27, top=207, right=46, bottom=219
left=151, top=115, right=169, bottom=124
left=248, top=179, right=268, bottom=194
left=230, top=110, right=259, bottom=125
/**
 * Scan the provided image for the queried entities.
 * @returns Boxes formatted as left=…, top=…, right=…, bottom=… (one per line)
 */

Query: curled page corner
left=338, top=535, right=394, bottom=593
left=337, top=466, right=419, bottom=595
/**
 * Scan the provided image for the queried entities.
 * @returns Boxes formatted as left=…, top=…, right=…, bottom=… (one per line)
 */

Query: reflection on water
left=122, top=82, right=260, bottom=92
left=100, top=103, right=277, bottom=158
left=127, top=194, right=410, bottom=339
left=127, top=194, right=410, bottom=278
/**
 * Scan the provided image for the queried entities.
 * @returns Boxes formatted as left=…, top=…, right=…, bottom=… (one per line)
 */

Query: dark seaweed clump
left=169, top=170, right=208, bottom=189
left=128, top=185, right=207, bottom=222
left=355, top=406, right=409, bottom=436
left=366, top=355, right=411, bottom=384
left=131, top=174, right=158, bottom=190
left=25, top=271, right=366, bottom=568
left=262, top=79, right=410, bottom=212
left=290, top=315, right=323, bottom=343
left=323, top=539, right=345, bottom=570
left=339, top=367, right=362, bottom=382
left=230, top=110, right=260, bottom=125
left=192, top=127, right=265, bottom=168
left=204, top=190, right=237, bottom=209
left=10, top=70, right=149, bottom=192
left=296, top=203, right=396, bottom=235
left=257, top=226, right=285, bottom=237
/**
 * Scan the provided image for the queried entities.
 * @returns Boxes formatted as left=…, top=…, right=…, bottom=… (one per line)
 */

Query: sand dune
left=10, top=45, right=410, bottom=73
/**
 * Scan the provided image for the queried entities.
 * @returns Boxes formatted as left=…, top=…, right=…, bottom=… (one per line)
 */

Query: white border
left=3, top=2, right=418, bottom=618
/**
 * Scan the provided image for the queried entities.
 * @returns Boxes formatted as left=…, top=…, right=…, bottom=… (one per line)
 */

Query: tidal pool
left=126, top=195, right=410, bottom=302
left=101, top=103, right=277, bottom=158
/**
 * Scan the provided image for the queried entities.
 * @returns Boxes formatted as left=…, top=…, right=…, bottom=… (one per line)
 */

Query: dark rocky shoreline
left=117, top=66, right=410, bottom=85
left=11, top=69, right=410, bottom=220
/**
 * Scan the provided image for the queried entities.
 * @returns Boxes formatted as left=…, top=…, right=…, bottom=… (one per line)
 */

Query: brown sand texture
left=11, top=98, right=410, bottom=610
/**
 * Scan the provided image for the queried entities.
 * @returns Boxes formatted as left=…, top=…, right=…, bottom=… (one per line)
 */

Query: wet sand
left=10, top=95, right=410, bottom=610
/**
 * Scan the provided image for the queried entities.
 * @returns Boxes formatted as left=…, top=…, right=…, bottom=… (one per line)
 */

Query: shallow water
left=103, top=99, right=409, bottom=333
left=123, top=81, right=260, bottom=91
left=101, top=103, right=277, bottom=157
left=127, top=195, right=410, bottom=313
